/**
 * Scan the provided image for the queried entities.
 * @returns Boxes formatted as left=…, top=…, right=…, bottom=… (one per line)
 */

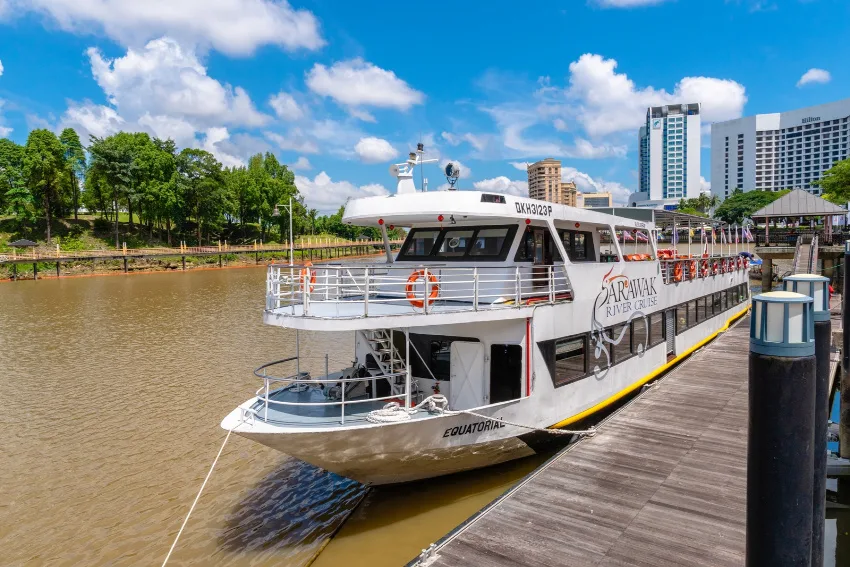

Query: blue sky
left=0, top=0, right=848, bottom=212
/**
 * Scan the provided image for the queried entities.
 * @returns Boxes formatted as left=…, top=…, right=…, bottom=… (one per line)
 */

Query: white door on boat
left=449, top=342, right=485, bottom=410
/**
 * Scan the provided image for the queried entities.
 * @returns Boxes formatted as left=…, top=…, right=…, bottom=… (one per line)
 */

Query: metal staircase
left=792, top=234, right=818, bottom=274
left=359, top=329, right=407, bottom=395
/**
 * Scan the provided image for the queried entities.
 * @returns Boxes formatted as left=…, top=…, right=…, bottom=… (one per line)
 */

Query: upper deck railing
left=660, top=254, right=750, bottom=285
left=265, top=263, right=573, bottom=319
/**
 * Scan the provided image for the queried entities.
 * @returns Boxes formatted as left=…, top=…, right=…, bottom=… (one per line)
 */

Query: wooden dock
left=415, top=315, right=753, bottom=567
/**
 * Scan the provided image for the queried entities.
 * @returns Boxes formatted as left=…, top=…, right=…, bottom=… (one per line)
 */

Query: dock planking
left=417, top=314, right=753, bottom=567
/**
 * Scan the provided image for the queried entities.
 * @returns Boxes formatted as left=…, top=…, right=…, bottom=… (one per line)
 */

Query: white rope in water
left=161, top=428, right=234, bottom=567
left=366, top=395, right=596, bottom=437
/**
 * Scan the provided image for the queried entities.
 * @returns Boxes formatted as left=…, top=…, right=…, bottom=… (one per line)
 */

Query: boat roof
left=342, top=191, right=655, bottom=230
left=591, top=207, right=728, bottom=228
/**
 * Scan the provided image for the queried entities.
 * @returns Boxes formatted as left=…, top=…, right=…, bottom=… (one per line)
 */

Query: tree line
left=0, top=128, right=400, bottom=247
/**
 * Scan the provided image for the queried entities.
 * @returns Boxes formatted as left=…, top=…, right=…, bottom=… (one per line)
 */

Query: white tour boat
left=221, top=151, right=751, bottom=485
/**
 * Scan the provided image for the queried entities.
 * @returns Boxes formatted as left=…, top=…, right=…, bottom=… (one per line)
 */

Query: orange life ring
left=406, top=270, right=439, bottom=308
left=299, top=261, right=316, bottom=292
left=689, top=260, right=697, bottom=280
left=738, top=257, right=744, bottom=270
left=700, top=259, right=709, bottom=278
left=673, top=262, right=683, bottom=282
left=744, top=258, right=749, bottom=270
left=712, top=260, right=719, bottom=275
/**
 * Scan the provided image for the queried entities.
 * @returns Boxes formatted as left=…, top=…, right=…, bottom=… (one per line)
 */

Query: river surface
left=0, top=266, right=547, bottom=566
left=2, top=262, right=847, bottom=566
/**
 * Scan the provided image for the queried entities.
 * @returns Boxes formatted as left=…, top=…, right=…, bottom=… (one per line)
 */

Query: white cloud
left=292, top=156, right=311, bottom=170
left=269, top=91, right=304, bottom=121
left=553, top=118, right=568, bottom=132
left=700, top=176, right=711, bottom=194
left=264, top=130, right=320, bottom=154
left=3, top=0, right=324, bottom=56
left=296, top=172, right=388, bottom=213
left=88, top=37, right=269, bottom=129
left=0, top=100, right=11, bottom=137
left=354, top=136, right=398, bottom=163
left=200, top=127, right=244, bottom=168
left=509, top=161, right=529, bottom=171
left=473, top=177, right=528, bottom=197
left=306, top=58, right=424, bottom=112
left=562, top=166, right=631, bottom=205
left=0, top=58, right=4, bottom=77
left=60, top=101, right=126, bottom=139
left=797, top=68, right=831, bottom=87
left=137, top=113, right=197, bottom=146
left=440, top=131, right=488, bottom=152
left=566, top=53, right=747, bottom=136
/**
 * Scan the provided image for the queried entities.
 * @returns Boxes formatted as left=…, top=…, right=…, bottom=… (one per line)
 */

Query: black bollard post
left=56, top=261, right=60, bottom=278
left=747, top=291, right=816, bottom=567
left=33, top=262, right=38, bottom=280
left=785, top=274, right=832, bottom=567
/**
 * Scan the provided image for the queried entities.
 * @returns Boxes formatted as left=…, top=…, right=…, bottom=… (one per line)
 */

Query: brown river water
left=0, top=266, right=546, bottom=566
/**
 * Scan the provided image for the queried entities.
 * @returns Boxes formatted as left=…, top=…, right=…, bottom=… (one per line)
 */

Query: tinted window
left=610, top=323, right=631, bottom=363
left=676, top=305, right=688, bottom=334
left=469, top=228, right=510, bottom=257
left=697, top=297, right=709, bottom=322
left=435, top=229, right=474, bottom=257
left=687, top=301, right=698, bottom=326
left=650, top=313, right=665, bottom=346
left=713, top=292, right=722, bottom=313
left=633, top=316, right=649, bottom=351
left=541, top=335, right=589, bottom=387
left=516, top=230, right=535, bottom=262
left=401, top=229, right=439, bottom=257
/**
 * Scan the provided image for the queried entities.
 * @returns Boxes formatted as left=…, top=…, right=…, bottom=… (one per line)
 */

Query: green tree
left=23, top=129, right=66, bottom=242
left=224, top=164, right=261, bottom=239
left=87, top=134, right=137, bottom=247
left=813, top=158, right=850, bottom=204
left=59, top=127, right=87, bottom=220
left=714, top=188, right=790, bottom=225
left=136, top=137, right=179, bottom=243
left=0, top=138, right=26, bottom=215
left=175, top=148, right=226, bottom=244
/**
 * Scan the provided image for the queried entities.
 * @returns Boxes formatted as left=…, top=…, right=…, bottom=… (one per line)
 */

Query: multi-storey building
left=561, top=181, right=578, bottom=207
left=630, top=103, right=702, bottom=208
left=577, top=192, right=613, bottom=208
left=527, top=158, right=563, bottom=203
left=710, top=98, right=850, bottom=199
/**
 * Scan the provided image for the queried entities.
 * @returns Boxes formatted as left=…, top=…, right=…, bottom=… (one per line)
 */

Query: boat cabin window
left=539, top=334, right=590, bottom=388
left=557, top=229, right=595, bottom=262
left=397, top=226, right=517, bottom=261
left=435, top=229, right=474, bottom=257
left=515, top=226, right=562, bottom=263
left=649, top=312, right=665, bottom=346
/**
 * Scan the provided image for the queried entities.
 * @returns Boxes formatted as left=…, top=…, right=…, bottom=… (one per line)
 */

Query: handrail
left=265, top=263, right=575, bottom=319
left=251, top=355, right=411, bottom=425
left=791, top=236, right=803, bottom=273
left=659, top=254, right=748, bottom=285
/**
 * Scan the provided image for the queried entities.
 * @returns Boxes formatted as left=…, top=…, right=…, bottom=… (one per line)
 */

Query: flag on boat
left=622, top=231, right=634, bottom=242
left=736, top=227, right=740, bottom=244
left=744, top=226, right=754, bottom=242
left=720, top=227, right=727, bottom=244
left=636, top=231, right=649, bottom=242
left=711, top=227, right=717, bottom=244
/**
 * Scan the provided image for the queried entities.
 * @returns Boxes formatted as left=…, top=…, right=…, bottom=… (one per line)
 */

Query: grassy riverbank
left=0, top=216, right=385, bottom=280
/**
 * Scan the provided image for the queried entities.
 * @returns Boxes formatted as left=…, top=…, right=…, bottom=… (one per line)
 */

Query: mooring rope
left=161, top=426, right=235, bottom=567
left=366, top=394, right=596, bottom=437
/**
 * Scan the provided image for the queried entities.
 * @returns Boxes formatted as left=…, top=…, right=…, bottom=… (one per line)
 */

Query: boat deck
left=250, top=386, right=431, bottom=428
left=412, top=313, right=752, bottom=567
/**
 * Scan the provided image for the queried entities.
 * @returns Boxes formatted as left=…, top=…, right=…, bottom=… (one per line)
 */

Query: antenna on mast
left=417, top=142, right=425, bottom=191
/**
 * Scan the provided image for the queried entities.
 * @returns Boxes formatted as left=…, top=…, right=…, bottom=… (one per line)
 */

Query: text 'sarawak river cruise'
left=221, top=149, right=751, bottom=485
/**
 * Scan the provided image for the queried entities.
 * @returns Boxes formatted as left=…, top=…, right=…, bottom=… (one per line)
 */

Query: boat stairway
left=360, top=329, right=407, bottom=396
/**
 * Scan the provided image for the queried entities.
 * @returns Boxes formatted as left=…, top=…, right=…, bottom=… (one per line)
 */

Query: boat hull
left=223, top=409, right=539, bottom=485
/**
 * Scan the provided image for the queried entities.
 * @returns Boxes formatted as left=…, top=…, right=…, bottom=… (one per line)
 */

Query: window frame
left=397, top=224, right=518, bottom=262
left=541, top=333, right=592, bottom=388
left=610, top=322, right=633, bottom=365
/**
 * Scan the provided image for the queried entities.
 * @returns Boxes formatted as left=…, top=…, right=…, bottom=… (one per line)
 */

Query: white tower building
left=630, top=103, right=702, bottom=209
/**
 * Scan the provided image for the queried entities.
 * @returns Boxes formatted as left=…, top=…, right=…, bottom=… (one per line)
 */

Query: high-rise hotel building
left=710, top=98, right=850, bottom=199
left=630, top=103, right=702, bottom=208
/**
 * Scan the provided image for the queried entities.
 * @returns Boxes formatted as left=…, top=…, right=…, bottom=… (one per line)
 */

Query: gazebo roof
left=751, top=189, right=846, bottom=218
left=8, top=239, right=38, bottom=247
